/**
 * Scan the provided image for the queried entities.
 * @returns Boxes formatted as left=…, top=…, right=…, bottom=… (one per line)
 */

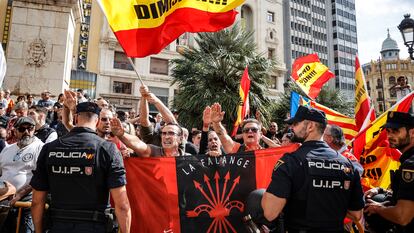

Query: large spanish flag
left=290, top=92, right=358, bottom=143
left=291, top=54, right=335, bottom=99
left=354, top=55, right=371, bottom=131
left=231, top=67, right=250, bottom=137
left=124, top=145, right=299, bottom=233
left=97, top=0, right=244, bottom=57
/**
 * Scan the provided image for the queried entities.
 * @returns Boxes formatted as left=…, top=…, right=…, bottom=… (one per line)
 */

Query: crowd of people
left=0, top=85, right=411, bottom=233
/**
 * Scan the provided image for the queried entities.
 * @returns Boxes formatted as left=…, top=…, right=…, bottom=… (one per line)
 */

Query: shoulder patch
left=273, top=159, right=285, bottom=171
left=402, top=169, right=414, bottom=183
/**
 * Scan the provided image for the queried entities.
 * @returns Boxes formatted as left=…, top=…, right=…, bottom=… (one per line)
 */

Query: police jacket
left=30, top=127, right=126, bottom=212
left=35, top=124, right=56, bottom=143
left=266, top=141, right=364, bottom=233
left=390, top=146, right=414, bottom=232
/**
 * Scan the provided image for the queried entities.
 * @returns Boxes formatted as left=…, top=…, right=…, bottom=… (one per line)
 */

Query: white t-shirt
left=0, top=137, right=44, bottom=190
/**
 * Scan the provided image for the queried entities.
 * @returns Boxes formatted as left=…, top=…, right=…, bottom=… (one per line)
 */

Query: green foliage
left=171, top=24, right=274, bottom=130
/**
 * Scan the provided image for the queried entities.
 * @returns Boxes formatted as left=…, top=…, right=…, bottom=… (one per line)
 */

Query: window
left=113, top=81, right=132, bottom=94
left=150, top=58, right=169, bottom=75
left=113, top=51, right=133, bottom=70
left=268, top=48, right=275, bottom=60
left=270, top=76, right=278, bottom=89
left=267, top=11, right=275, bottom=23
left=148, top=87, right=169, bottom=113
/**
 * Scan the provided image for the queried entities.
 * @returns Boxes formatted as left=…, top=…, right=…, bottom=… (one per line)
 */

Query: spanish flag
left=97, top=0, right=244, bottom=57
left=354, top=55, right=371, bottom=131
left=291, top=54, right=335, bottom=99
left=231, top=67, right=250, bottom=137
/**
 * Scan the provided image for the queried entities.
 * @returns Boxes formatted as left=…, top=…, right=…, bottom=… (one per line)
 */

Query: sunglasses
left=161, top=131, right=179, bottom=137
left=17, top=126, right=34, bottom=133
left=242, top=127, right=259, bottom=133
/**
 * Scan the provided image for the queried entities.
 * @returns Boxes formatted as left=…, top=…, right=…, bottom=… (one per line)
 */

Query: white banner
left=0, top=45, right=6, bottom=88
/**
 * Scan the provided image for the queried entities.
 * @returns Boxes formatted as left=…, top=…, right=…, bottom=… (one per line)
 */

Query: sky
left=355, top=0, right=414, bottom=64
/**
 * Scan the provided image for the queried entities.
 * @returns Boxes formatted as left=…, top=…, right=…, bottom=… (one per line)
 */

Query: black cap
left=285, top=106, right=327, bottom=124
left=14, top=117, right=36, bottom=128
left=384, top=111, right=414, bottom=129
left=76, top=102, right=101, bottom=115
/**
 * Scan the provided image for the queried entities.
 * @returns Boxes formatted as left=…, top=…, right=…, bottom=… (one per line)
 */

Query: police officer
left=30, top=102, right=131, bottom=233
left=261, top=106, right=364, bottom=233
left=365, top=111, right=414, bottom=232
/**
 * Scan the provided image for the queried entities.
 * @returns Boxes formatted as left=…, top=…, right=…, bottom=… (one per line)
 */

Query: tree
left=171, top=24, right=275, bottom=130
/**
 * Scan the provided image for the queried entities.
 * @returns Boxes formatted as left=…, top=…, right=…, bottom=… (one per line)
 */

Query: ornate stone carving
left=26, top=38, right=47, bottom=67
left=265, top=28, right=279, bottom=45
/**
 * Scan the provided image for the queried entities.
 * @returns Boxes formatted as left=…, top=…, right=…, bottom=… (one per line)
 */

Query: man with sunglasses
left=210, top=103, right=263, bottom=153
left=261, top=106, right=364, bottom=233
left=0, top=117, right=44, bottom=232
left=111, top=119, right=189, bottom=157
left=30, top=102, right=131, bottom=233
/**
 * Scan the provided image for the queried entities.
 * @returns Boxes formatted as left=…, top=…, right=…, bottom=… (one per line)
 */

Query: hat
left=13, top=117, right=36, bottom=128
left=384, top=111, right=414, bottom=129
left=285, top=106, right=327, bottom=124
left=76, top=102, right=101, bottom=115
left=0, top=181, right=16, bottom=202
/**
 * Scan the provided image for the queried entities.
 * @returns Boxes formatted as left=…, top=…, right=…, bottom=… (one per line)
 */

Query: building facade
left=362, top=32, right=414, bottom=113
left=283, top=0, right=358, bottom=100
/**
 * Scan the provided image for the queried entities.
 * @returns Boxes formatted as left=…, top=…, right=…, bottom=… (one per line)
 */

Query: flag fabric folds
left=291, top=54, right=335, bottom=99
left=353, top=91, right=414, bottom=190
left=124, top=145, right=299, bottom=233
left=354, top=55, right=371, bottom=131
left=97, top=0, right=244, bottom=58
left=290, top=92, right=358, bottom=143
left=0, top=45, right=6, bottom=88
left=231, top=67, right=250, bottom=137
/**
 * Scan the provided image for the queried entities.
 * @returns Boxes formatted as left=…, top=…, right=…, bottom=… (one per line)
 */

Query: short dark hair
left=30, top=105, right=48, bottom=115
left=328, top=124, right=345, bottom=146
left=315, top=122, right=327, bottom=135
left=162, top=122, right=183, bottom=136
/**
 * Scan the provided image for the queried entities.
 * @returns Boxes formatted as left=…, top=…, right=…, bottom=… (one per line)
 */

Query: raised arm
left=139, top=85, right=151, bottom=127
left=147, top=93, right=176, bottom=124
left=111, top=118, right=151, bottom=157
left=62, top=90, right=77, bottom=131
left=199, top=106, right=211, bottom=155
left=210, top=103, right=236, bottom=153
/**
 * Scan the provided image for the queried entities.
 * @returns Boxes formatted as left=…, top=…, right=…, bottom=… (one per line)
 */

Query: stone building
left=362, top=31, right=414, bottom=113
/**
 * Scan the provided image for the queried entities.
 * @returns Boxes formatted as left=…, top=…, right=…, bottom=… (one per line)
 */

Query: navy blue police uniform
left=266, top=106, right=364, bottom=233
left=386, top=112, right=414, bottom=232
left=30, top=102, right=126, bottom=233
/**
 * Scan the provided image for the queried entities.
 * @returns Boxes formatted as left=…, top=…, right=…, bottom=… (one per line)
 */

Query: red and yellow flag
left=231, top=67, right=250, bottom=137
left=291, top=54, right=335, bottom=99
left=97, top=0, right=244, bottom=57
left=353, top=91, right=414, bottom=190
left=354, top=55, right=371, bottom=131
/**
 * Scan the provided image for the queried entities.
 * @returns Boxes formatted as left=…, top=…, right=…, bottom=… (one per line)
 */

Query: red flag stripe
left=114, top=8, right=237, bottom=57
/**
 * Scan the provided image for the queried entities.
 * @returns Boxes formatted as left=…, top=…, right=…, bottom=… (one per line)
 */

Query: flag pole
left=127, top=57, right=144, bottom=85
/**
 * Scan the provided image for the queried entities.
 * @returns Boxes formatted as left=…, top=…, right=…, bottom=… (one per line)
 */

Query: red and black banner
left=124, top=144, right=299, bottom=233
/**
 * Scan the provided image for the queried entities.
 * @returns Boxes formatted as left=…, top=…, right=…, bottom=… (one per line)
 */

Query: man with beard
left=0, top=117, right=44, bottom=232
left=261, top=106, right=364, bottom=233
left=210, top=103, right=263, bottom=153
left=364, top=111, right=414, bottom=232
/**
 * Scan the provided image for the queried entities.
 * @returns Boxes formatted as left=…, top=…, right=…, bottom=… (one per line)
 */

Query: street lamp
left=398, top=14, right=414, bottom=60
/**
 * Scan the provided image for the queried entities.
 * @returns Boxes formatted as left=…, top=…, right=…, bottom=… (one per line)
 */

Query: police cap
left=285, top=105, right=327, bottom=125
left=384, top=111, right=414, bottom=129
left=14, top=116, right=36, bottom=128
left=76, top=102, right=101, bottom=115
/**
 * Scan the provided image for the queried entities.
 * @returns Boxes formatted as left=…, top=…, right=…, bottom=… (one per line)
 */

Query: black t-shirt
left=30, top=127, right=126, bottom=211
